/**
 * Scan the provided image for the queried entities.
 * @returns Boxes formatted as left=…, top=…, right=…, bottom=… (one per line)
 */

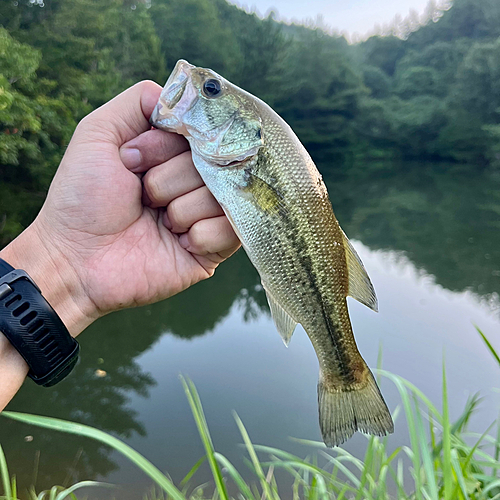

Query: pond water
left=1, top=163, right=500, bottom=499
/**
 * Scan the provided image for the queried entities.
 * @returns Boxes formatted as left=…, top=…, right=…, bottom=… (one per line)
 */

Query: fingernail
left=120, top=148, right=142, bottom=170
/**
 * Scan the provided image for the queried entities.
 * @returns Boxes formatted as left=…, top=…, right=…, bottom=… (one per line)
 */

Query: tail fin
left=318, top=369, right=394, bottom=447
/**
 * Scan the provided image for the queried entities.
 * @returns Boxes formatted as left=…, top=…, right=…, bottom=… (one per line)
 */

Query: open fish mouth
left=150, top=59, right=196, bottom=132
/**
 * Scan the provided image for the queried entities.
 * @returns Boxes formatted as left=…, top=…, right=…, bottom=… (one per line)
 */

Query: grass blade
left=0, top=412, right=185, bottom=500
left=450, top=449, right=469, bottom=500
left=356, top=436, right=374, bottom=500
left=495, top=412, right=500, bottom=476
left=475, top=327, right=500, bottom=366
left=214, top=453, right=256, bottom=500
left=55, top=481, right=113, bottom=500
left=413, top=395, right=439, bottom=499
left=442, top=360, right=453, bottom=500
left=179, top=456, right=206, bottom=490
left=180, top=376, right=229, bottom=500
left=233, top=413, right=277, bottom=500
left=0, top=444, right=12, bottom=500
left=381, top=371, right=423, bottom=499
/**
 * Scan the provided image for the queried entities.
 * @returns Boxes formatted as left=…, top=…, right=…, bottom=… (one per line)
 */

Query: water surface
left=1, top=164, right=499, bottom=498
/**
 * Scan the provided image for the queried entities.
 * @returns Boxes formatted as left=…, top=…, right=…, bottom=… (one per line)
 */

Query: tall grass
left=1, top=328, right=499, bottom=500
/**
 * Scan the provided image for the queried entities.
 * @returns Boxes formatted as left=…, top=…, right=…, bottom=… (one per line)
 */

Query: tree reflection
left=326, top=163, right=500, bottom=304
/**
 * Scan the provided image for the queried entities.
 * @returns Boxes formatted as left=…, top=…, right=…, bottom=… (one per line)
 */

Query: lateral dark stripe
left=252, top=149, right=355, bottom=383
left=300, top=251, right=355, bottom=384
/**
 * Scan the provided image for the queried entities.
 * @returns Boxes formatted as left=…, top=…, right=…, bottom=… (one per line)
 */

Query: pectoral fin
left=262, top=282, right=297, bottom=346
left=241, top=172, right=287, bottom=216
left=341, top=230, right=378, bottom=312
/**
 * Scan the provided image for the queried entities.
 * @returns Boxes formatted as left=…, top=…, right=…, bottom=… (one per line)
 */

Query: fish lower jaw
left=215, top=151, right=259, bottom=168
left=150, top=109, right=183, bottom=132
left=190, top=144, right=260, bottom=169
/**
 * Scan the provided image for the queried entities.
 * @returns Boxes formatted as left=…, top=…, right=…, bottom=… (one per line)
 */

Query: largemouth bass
left=150, top=60, right=394, bottom=446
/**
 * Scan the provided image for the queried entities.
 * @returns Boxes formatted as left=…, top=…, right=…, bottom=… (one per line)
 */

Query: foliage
left=1, top=360, right=500, bottom=499
left=454, top=38, right=500, bottom=122
left=0, top=0, right=164, bottom=245
left=0, top=27, right=76, bottom=243
left=2, top=0, right=500, bottom=244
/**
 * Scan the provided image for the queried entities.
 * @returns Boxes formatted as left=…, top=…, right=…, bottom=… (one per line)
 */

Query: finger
left=178, top=216, right=240, bottom=256
left=143, top=151, right=204, bottom=207
left=165, top=186, right=224, bottom=233
left=78, top=80, right=162, bottom=146
left=120, top=129, right=189, bottom=173
left=191, top=246, right=241, bottom=275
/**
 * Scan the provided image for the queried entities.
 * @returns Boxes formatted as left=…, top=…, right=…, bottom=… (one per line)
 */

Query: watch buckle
left=0, top=270, right=42, bottom=294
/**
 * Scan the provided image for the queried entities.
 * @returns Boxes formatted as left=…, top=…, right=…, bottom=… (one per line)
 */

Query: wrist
left=0, top=222, right=98, bottom=337
left=0, top=331, right=29, bottom=410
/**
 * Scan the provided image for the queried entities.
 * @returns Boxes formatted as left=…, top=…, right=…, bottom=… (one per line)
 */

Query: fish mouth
left=150, top=59, right=196, bottom=132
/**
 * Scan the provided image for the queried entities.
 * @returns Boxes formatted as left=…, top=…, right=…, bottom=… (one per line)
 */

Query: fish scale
left=151, top=59, right=394, bottom=447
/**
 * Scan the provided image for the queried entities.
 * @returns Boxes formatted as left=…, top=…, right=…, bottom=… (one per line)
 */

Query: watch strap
left=0, top=258, right=79, bottom=387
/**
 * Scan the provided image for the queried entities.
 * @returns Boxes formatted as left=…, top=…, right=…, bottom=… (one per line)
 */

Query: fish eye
left=203, top=78, right=222, bottom=98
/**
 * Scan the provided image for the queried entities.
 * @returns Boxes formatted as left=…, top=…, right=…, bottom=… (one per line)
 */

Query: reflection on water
left=329, top=164, right=500, bottom=303
left=1, top=164, right=499, bottom=497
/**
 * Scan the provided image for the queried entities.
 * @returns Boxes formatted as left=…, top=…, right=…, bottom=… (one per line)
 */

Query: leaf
left=475, top=327, right=500, bottom=367
left=0, top=412, right=185, bottom=500
left=180, top=376, right=229, bottom=500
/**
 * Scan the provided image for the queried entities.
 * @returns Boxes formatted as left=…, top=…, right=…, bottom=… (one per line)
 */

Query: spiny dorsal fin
left=341, top=229, right=378, bottom=312
left=262, top=282, right=297, bottom=347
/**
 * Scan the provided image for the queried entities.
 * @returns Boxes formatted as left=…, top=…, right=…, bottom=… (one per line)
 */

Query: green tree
left=395, top=66, right=440, bottom=99
left=384, top=95, right=447, bottom=158
left=213, top=1, right=286, bottom=103
left=0, top=28, right=76, bottom=243
left=362, top=65, right=392, bottom=99
left=359, top=35, right=406, bottom=76
left=271, top=28, right=365, bottom=163
left=407, top=0, right=500, bottom=48
left=149, top=0, right=240, bottom=78
left=454, top=38, right=500, bottom=122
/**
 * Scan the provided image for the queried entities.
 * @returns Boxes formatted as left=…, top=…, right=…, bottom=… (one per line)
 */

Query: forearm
left=0, top=332, right=29, bottom=411
left=0, top=223, right=96, bottom=410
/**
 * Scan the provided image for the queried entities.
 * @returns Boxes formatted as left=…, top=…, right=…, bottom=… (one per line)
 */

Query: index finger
left=120, top=128, right=189, bottom=173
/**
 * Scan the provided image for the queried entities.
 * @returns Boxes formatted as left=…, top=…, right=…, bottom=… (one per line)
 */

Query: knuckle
left=76, top=112, right=114, bottom=143
left=197, top=188, right=214, bottom=210
left=144, top=170, right=164, bottom=203
left=167, top=199, right=185, bottom=230
left=75, top=114, right=99, bottom=135
left=135, top=80, right=161, bottom=93
left=188, top=224, right=206, bottom=251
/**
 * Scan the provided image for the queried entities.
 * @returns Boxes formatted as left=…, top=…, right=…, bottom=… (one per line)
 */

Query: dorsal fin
left=262, top=282, right=297, bottom=346
left=341, top=230, right=378, bottom=312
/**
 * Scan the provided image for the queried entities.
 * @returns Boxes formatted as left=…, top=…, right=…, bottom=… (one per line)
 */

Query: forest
left=1, top=0, right=500, bottom=244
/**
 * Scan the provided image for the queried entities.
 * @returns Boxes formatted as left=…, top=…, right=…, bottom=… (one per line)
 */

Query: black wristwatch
left=0, top=258, right=79, bottom=387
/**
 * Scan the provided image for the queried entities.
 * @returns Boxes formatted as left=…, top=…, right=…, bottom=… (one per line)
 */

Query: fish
left=150, top=60, right=394, bottom=447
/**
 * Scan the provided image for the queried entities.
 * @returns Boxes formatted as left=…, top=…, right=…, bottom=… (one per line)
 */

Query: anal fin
left=262, top=282, right=297, bottom=347
left=341, top=229, right=378, bottom=312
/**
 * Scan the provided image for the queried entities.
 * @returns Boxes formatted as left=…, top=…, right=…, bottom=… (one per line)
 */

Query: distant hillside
left=1, top=0, right=500, bottom=244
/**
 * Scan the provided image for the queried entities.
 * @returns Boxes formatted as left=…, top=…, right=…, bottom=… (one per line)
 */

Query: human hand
left=1, top=81, right=240, bottom=336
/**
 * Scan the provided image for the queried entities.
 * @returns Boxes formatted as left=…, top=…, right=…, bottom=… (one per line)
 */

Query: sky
left=229, top=0, right=433, bottom=39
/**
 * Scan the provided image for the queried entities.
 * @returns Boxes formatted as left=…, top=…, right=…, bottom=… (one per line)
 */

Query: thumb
left=78, top=80, right=163, bottom=146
